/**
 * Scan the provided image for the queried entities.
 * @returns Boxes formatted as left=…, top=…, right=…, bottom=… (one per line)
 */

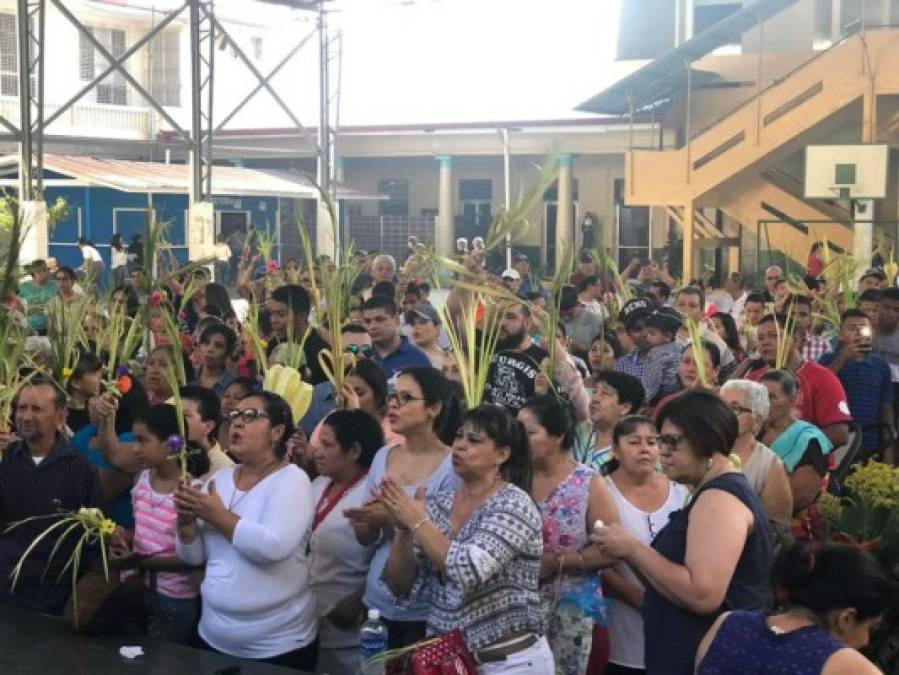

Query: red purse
left=409, top=630, right=478, bottom=675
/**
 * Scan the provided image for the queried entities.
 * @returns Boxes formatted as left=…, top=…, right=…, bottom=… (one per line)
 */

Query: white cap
left=501, top=268, right=521, bottom=281
left=367, top=609, right=380, bottom=620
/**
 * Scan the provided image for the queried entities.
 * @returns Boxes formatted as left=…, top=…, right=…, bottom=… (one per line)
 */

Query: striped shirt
left=126, top=470, right=197, bottom=599
left=388, top=484, right=544, bottom=651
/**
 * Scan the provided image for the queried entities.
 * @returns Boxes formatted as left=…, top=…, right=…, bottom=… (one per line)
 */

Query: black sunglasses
left=344, top=344, right=374, bottom=357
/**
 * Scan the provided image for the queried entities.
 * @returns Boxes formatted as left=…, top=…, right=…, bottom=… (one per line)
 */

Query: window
left=614, top=178, right=650, bottom=267
left=377, top=179, right=409, bottom=216
left=693, top=3, right=742, bottom=54
left=0, top=14, right=17, bottom=97
left=459, top=179, right=492, bottom=231
left=252, top=37, right=263, bottom=61
left=80, top=27, right=128, bottom=105
left=149, top=30, right=180, bottom=107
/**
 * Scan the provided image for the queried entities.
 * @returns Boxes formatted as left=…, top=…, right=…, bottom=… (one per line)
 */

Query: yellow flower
left=845, top=461, right=899, bottom=510
left=817, top=492, right=843, bottom=526
left=62, top=367, right=73, bottom=380
left=100, top=519, right=116, bottom=536
left=259, top=339, right=268, bottom=350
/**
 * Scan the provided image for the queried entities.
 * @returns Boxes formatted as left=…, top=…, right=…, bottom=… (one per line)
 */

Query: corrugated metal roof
left=576, top=0, right=799, bottom=115
left=0, top=153, right=382, bottom=200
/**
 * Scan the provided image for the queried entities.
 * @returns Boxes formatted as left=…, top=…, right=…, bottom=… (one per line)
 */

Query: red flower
left=116, top=375, right=133, bottom=395
left=266, top=260, right=280, bottom=274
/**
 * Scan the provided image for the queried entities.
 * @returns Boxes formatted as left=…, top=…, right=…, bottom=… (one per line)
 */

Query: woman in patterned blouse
left=381, top=404, right=554, bottom=673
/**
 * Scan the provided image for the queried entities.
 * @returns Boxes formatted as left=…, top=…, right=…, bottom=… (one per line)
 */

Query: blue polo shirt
left=373, top=336, right=431, bottom=389
left=818, top=350, right=893, bottom=452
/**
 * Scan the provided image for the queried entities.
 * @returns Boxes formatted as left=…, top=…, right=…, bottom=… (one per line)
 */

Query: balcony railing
left=0, top=96, right=151, bottom=140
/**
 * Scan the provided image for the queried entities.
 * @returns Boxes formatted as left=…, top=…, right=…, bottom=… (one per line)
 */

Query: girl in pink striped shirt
left=111, top=404, right=209, bottom=644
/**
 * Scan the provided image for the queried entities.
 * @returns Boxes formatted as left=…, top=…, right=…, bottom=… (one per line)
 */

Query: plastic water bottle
left=360, top=608, right=388, bottom=675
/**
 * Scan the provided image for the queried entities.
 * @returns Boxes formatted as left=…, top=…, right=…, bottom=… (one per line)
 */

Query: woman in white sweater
left=174, top=391, right=317, bottom=670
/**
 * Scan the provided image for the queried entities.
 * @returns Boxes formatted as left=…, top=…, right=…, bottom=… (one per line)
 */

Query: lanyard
left=311, top=470, right=367, bottom=533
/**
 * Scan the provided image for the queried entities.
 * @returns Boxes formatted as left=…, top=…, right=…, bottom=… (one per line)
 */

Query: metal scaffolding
left=8, top=0, right=332, bottom=251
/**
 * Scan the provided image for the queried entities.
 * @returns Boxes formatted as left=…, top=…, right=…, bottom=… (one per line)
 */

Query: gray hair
left=372, top=253, right=396, bottom=272
left=721, top=379, right=770, bottom=419
left=764, top=265, right=783, bottom=277
left=758, top=369, right=798, bottom=400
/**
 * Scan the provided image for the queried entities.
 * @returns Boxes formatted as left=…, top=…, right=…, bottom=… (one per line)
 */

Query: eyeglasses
left=727, top=402, right=754, bottom=416
left=224, top=409, right=271, bottom=424
left=388, top=391, right=426, bottom=407
left=344, top=344, right=374, bottom=357
left=656, top=433, right=685, bottom=449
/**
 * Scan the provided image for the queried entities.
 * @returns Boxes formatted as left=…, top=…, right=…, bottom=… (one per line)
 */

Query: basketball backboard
left=804, top=144, right=889, bottom=200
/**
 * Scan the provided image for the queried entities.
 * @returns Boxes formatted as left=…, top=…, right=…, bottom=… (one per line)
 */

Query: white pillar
left=854, top=199, right=874, bottom=280
left=188, top=201, right=215, bottom=263
left=556, top=154, right=574, bottom=271
left=436, top=155, right=454, bottom=256
left=316, top=199, right=336, bottom=261
left=19, top=200, right=48, bottom=263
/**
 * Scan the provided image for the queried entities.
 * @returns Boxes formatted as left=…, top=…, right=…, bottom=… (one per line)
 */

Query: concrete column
left=436, top=155, right=455, bottom=256
left=335, top=157, right=346, bottom=185
left=188, top=201, right=215, bottom=262
left=556, top=154, right=574, bottom=272
left=19, top=200, right=48, bottom=263
left=316, top=199, right=336, bottom=261
left=854, top=199, right=874, bottom=278
left=683, top=201, right=695, bottom=283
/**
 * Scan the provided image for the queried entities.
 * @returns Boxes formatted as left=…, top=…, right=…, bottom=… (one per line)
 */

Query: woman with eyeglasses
left=344, top=366, right=461, bottom=649
left=174, top=391, right=318, bottom=670
left=719, top=380, right=793, bottom=532
left=309, top=409, right=384, bottom=675
left=519, top=393, right=620, bottom=675
left=381, top=404, right=554, bottom=673
left=601, top=416, right=688, bottom=675
left=592, top=390, right=773, bottom=675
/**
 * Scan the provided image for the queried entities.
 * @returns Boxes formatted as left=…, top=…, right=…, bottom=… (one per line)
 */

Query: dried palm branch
left=543, top=246, right=575, bottom=383
left=684, top=317, right=709, bottom=389
left=774, top=303, right=797, bottom=371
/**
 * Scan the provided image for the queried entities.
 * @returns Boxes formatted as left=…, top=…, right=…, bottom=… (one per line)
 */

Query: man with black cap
left=613, top=297, right=655, bottom=382
left=643, top=307, right=685, bottom=403
left=560, top=285, right=603, bottom=358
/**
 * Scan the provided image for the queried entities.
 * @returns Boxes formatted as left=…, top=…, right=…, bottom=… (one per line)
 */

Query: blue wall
left=46, top=187, right=282, bottom=270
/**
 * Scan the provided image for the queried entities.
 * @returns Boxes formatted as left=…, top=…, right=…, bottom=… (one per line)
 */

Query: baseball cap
left=514, top=253, right=529, bottom=263
left=861, top=268, right=886, bottom=281
left=411, top=305, right=441, bottom=325
left=645, top=307, right=683, bottom=333
left=619, top=297, right=654, bottom=327
left=501, top=269, right=521, bottom=281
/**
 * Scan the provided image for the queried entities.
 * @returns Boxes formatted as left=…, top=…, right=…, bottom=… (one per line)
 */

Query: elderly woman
left=758, top=370, right=834, bottom=535
left=381, top=404, right=554, bottom=674
left=592, top=390, right=773, bottom=675
left=520, top=393, right=619, bottom=675
left=309, top=410, right=384, bottom=675
left=174, top=391, right=318, bottom=670
left=719, top=380, right=793, bottom=531
left=602, top=415, right=689, bottom=675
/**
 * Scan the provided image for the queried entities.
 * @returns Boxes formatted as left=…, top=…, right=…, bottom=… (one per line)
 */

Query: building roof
left=576, top=0, right=799, bottom=115
left=0, top=154, right=382, bottom=200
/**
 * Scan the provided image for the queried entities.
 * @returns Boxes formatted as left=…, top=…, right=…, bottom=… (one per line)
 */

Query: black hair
left=840, top=308, right=868, bottom=324
left=656, top=389, right=737, bottom=458
left=179, top=385, right=222, bottom=425
left=519, top=393, right=576, bottom=450
left=202, top=304, right=224, bottom=319
left=460, top=404, right=532, bottom=493
left=397, top=366, right=461, bottom=446
left=745, top=292, right=766, bottom=305
left=199, top=322, right=238, bottom=355
left=711, top=312, right=742, bottom=354
left=858, top=289, right=882, bottom=303
left=881, top=287, right=899, bottom=302
left=321, top=409, right=384, bottom=470
left=697, top=338, right=722, bottom=369
left=111, top=233, right=125, bottom=250
left=133, top=404, right=210, bottom=478
left=611, top=414, right=656, bottom=446
left=56, top=265, right=76, bottom=281
left=346, top=359, right=388, bottom=412
left=594, top=370, right=646, bottom=414
left=204, top=282, right=236, bottom=322
left=341, top=322, right=368, bottom=336
left=783, top=294, right=812, bottom=311
left=772, top=540, right=896, bottom=622
left=362, top=294, right=397, bottom=316
left=675, top=285, right=705, bottom=308
left=225, top=376, right=258, bottom=396
left=110, top=284, right=140, bottom=317
left=577, top=274, right=600, bottom=294
left=650, top=280, right=671, bottom=298
left=270, top=284, right=311, bottom=317
left=591, top=331, right=622, bottom=359
left=419, top=281, right=431, bottom=294
left=371, top=281, right=396, bottom=299
left=67, top=351, right=103, bottom=394
left=404, top=283, right=422, bottom=299
left=239, top=390, right=295, bottom=459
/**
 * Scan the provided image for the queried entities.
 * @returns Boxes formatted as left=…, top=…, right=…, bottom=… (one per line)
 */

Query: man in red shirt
left=746, top=313, right=851, bottom=447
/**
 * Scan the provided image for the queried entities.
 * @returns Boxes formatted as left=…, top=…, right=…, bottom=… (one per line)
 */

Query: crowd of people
left=0, top=238, right=896, bottom=675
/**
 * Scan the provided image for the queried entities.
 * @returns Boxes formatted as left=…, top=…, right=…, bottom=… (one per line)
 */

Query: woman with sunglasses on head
left=381, top=404, right=554, bottom=674
left=601, top=416, right=688, bottom=675
left=344, top=366, right=461, bottom=650
left=174, top=391, right=318, bottom=671
left=309, top=409, right=384, bottom=675
left=592, top=390, right=773, bottom=675
left=519, top=393, right=620, bottom=675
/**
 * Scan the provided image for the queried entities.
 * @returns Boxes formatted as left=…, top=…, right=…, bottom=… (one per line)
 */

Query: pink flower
left=266, top=260, right=280, bottom=274
left=148, top=291, right=164, bottom=309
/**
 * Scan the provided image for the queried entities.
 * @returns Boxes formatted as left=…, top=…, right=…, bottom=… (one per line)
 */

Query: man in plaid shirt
left=788, top=294, right=833, bottom=362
